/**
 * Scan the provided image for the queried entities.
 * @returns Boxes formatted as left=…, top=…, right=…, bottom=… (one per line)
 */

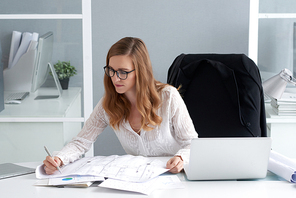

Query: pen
left=44, top=146, right=62, bottom=174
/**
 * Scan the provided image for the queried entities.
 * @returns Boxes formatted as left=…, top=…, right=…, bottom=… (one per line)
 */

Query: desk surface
left=0, top=87, right=81, bottom=117
left=0, top=161, right=295, bottom=198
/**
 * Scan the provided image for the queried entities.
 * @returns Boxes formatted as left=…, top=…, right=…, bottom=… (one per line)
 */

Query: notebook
left=184, top=137, right=272, bottom=180
left=0, top=163, right=35, bottom=180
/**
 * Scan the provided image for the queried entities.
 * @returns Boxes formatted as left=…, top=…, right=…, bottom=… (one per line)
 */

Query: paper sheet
left=36, top=155, right=169, bottom=183
left=48, top=175, right=104, bottom=186
left=268, top=150, right=296, bottom=182
left=34, top=179, right=95, bottom=188
left=99, top=175, right=184, bottom=195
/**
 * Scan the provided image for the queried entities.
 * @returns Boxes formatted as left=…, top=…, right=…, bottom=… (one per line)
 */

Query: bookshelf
left=249, top=0, right=296, bottom=158
left=249, top=0, right=296, bottom=71
left=0, top=0, right=94, bottom=162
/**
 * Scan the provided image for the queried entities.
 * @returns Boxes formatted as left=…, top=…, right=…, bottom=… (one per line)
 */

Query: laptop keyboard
left=6, top=92, right=29, bottom=101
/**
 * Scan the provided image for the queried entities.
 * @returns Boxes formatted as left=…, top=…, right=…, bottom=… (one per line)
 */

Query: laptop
left=0, top=163, right=35, bottom=180
left=184, top=137, right=272, bottom=180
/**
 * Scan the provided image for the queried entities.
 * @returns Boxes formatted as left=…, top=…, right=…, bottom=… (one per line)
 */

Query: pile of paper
left=35, top=155, right=183, bottom=194
left=36, top=155, right=168, bottom=182
left=271, top=92, right=296, bottom=115
left=8, top=31, right=39, bottom=69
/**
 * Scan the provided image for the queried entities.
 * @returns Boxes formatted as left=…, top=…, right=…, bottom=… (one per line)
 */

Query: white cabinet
left=0, top=88, right=82, bottom=163
left=265, top=104, right=296, bottom=158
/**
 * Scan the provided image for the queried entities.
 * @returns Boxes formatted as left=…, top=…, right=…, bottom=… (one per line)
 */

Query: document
left=99, top=175, right=184, bottom=195
left=27, top=40, right=38, bottom=52
left=31, top=32, right=39, bottom=41
left=36, top=155, right=169, bottom=183
left=27, top=32, right=39, bottom=52
left=34, top=178, right=96, bottom=188
left=268, top=150, right=296, bottom=182
left=48, top=175, right=104, bottom=186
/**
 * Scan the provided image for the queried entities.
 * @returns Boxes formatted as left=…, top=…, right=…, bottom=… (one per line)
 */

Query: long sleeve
left=56, top=99, right=108, bottom=165
left=168, top=87, right=198, bottom=163
left=55, top=86, right=197, bottom=165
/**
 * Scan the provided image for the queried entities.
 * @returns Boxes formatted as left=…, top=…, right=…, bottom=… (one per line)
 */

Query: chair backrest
left=167, top=54, right=266, bottom=137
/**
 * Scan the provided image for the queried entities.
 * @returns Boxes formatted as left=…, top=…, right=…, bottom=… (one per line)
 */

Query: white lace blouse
left=56, top=86, right=198, bottom=165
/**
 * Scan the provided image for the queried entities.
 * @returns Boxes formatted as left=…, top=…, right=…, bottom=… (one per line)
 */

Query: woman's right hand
left=43, top=156, right=62, bottom=175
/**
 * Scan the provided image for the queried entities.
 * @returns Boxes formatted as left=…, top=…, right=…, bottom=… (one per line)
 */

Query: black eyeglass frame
left=103, top=66, right=135, bottom=80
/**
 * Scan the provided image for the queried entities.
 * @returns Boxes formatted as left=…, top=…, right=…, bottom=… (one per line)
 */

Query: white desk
left=0, top=88, right=82, bottom=163
left=0, top=161, right=295, bottom=198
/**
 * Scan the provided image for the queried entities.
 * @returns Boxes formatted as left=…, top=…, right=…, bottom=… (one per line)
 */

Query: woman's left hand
left=166, top=156, right=183, bottom=173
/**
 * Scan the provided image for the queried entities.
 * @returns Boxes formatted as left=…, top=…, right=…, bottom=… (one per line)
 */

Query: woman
left=43, top=37, right=197, bottom=174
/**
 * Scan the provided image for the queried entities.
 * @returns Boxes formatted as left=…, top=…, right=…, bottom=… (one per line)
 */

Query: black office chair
left=167, top=54, right=267, bottom=137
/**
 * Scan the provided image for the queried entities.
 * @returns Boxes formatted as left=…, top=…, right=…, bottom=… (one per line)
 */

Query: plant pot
left=59, top=78, right=69, bottom=90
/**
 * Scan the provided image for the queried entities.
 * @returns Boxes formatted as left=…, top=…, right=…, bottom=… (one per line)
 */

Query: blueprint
left=99, top=175, right=184, bottom=195
left=36, top=155, right=169, bottom=182
left=268, top=150, right=296, bottom=183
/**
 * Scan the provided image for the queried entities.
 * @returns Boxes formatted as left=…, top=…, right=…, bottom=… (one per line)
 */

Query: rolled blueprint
left=268, top=150, right=296, bottom=182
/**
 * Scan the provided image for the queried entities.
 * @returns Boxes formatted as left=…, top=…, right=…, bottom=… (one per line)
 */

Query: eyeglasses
left=103, top=66, right=135, bottom=80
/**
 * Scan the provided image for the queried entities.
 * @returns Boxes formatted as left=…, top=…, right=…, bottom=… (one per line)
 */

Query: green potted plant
left=51, top=60, right=77, bottom=90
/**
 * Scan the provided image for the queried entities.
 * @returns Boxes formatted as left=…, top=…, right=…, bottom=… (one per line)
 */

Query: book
left=272, top=107, right=296, bottom=116
left=273, top=92, right=296, bottom=104
left=271, top=92, right=296, bottom=115
left=271, top=102, right=296, bottom=110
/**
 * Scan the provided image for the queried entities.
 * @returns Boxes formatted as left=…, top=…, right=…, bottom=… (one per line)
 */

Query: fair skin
left=43, top=55, right=183, bottom=174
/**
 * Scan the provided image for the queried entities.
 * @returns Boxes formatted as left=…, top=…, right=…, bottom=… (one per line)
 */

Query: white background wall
left=91, top=0, right=250, bottom=155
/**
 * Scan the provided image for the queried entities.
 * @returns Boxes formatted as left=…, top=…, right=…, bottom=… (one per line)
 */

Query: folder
left=4, top=48, right=36, bottom=91
left=4, top=31, right=39, bottom=91
left=8, top=31, right=22, bottom=69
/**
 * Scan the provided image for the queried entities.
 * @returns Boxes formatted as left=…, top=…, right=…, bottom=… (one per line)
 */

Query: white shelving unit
left=0, top=0, right=94, bottom=159
left=248, top=0, right=296, bottom=64
left=249, top=0, right=296, bottom=157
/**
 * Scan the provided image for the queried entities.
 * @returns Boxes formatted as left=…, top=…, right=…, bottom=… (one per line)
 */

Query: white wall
left=91, top=0, right=250, bottom=155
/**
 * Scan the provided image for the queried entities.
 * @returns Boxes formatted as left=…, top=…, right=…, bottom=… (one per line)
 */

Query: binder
left=8, top=31, right=22, bottom=69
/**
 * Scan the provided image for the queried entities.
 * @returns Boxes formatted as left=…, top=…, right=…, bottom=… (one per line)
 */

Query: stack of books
left=271, top=92, right=296, bottom=115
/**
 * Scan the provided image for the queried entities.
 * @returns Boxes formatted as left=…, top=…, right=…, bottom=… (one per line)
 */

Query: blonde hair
left=102, top=37, right=167, bottom=131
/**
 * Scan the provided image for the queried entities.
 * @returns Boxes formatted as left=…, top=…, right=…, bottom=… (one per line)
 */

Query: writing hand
left=43, top=156, right=62, bottom=175
left=166, top=156, right=183, bottom=173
